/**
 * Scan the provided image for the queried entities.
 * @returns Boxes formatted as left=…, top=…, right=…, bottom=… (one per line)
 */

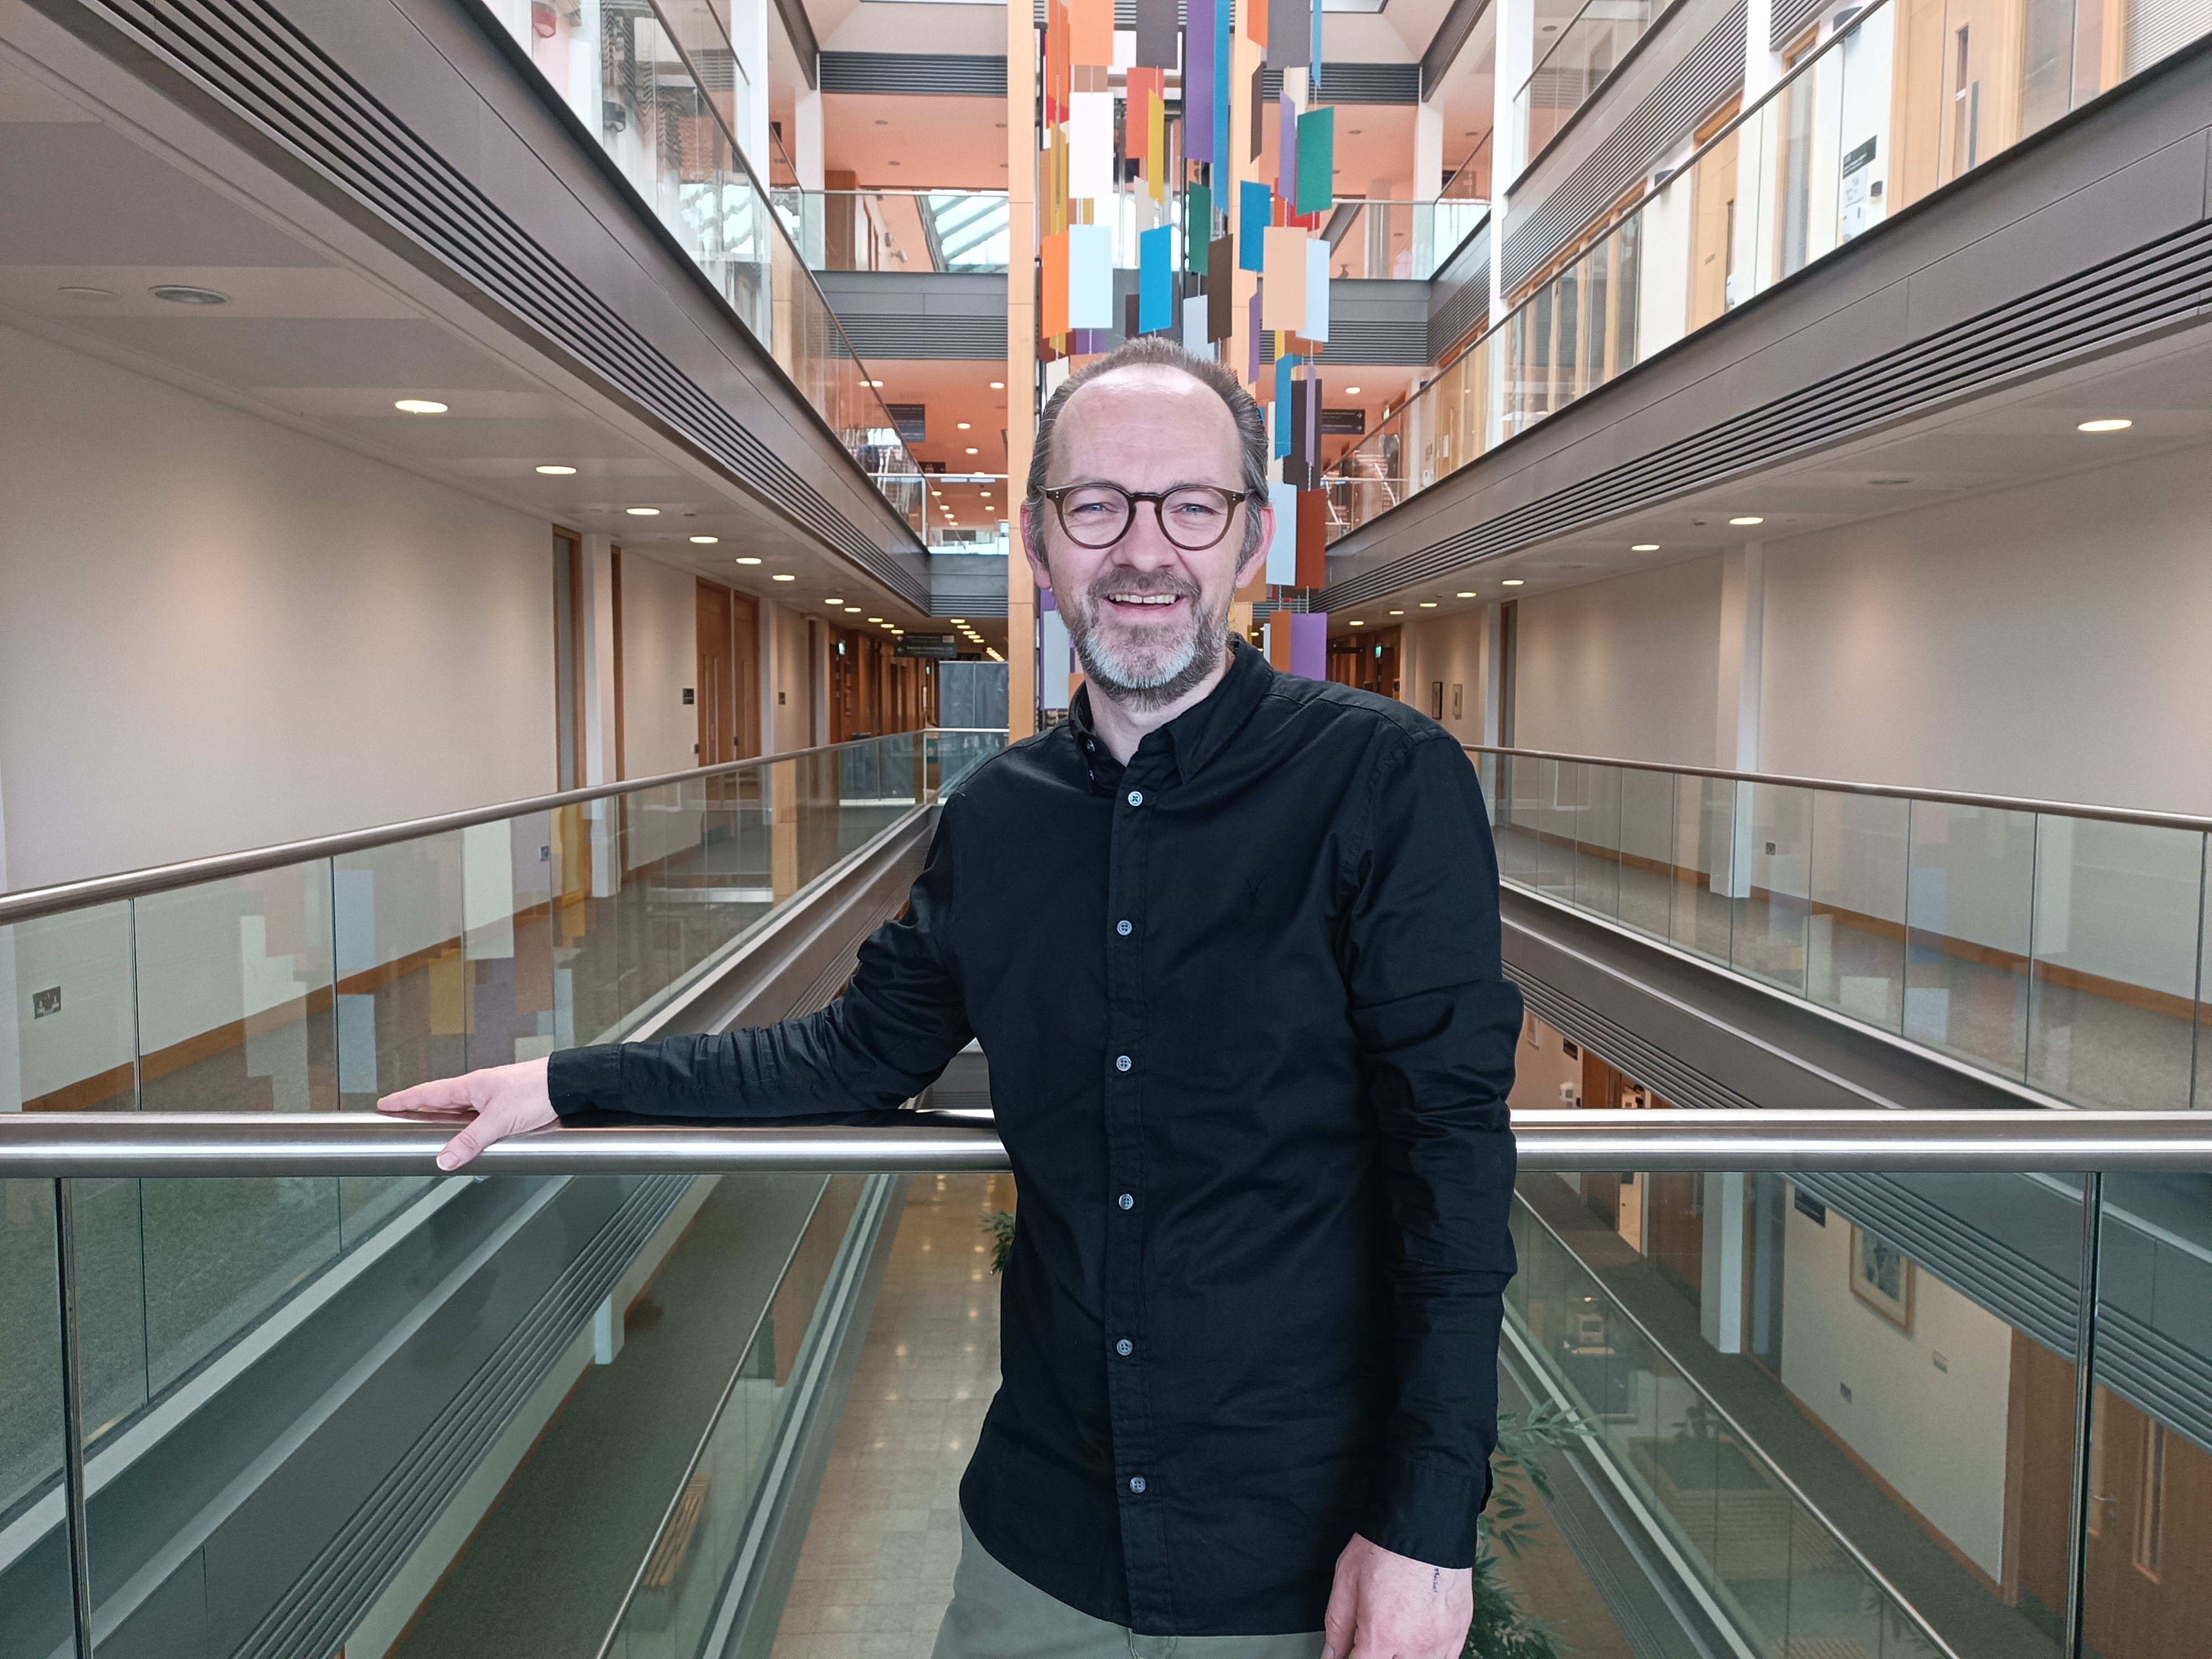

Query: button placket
left=1100, top=755, right=1170, bottom=1626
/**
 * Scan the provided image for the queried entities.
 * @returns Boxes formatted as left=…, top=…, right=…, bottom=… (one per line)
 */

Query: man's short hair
left=1024, top=338, right=1271, bottom=556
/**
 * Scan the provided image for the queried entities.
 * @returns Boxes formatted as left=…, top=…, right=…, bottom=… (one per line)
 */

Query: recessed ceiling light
left=2078, top=418, right=2132, bottom=432
left=1501, top=578, right=1524, bottom=586
left=1418, top=601, right=1438, bottom=608
left=689, top=534, right=719, bottom=544
left=57, top=285, right=117, bottom=301
left=1389, top=609, right=1405, bottom=616
left=1631, top=542, right=1660, bottom=551
left=1728, top=515, right=1764, bottom=525
left=863, top=379, right=885, bottom=388
left=536, top=463, right=577, bottom=475
left=1456, top=591, right=1477, bottom=598
left=950, top=618, right=967, bottom=623
left=625, top=506, right=660, bottom=515
left=1349, top=620, right=1366, bottom=627
left=1345, top=385, right=1362, bottom=395
left=830, top=598, right=848, bottom=605
left=989, top=381, right=1006, bottom=390
left=394, top=398, right=448, bottom=414
left=735, top=556, right=763, bottom=565
left=867, top=617, right=884, bottom=623
left=772, top=572, right=796, bottom=581
left=957, top=422, right=973, bottom=430
left=151, top=284, right=228, bottom=305
left=964, top=447, right=980, bottom=455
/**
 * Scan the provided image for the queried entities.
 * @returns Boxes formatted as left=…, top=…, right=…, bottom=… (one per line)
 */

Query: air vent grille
left=1322, top=221, right=2212, bottom=609
left=820, top=52, right=1009, bottom=96
left=82, top=0, right=928, bottom=608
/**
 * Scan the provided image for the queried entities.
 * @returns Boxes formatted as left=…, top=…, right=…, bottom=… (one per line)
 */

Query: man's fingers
left=378, top=1077, right=481, bottom=1118
left=1321, top=1575, right=1358, bottom=1659
left=435, top=1115, right=496, bottom=1171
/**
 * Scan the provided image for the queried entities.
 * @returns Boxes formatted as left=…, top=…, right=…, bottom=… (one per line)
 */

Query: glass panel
left=1905, top=802, right=2035, bottom=1078
left=0, top=1179, right=75, bottom=1658
left=333, top=831, right=468, bottom=1101
left=1495, top=754, right=1539, bottom=883
left=4, top=902, right=138, bottom=1116
left=1510, top=1162, right=2079, bottom=1659
left=1807, top=791, right=1910, bottom=1033
left=1573, top=764, right=1624, bottom=920
left=1533, top=760, right=1575, bottom=900
left=2083, top=1167, right=2209, bottom=1656
left=2027, top=820, right=2204, bottom=1111
left=1615, top=767, right=1676, bottom=938
left=1733, top=782, right=1814, bottom=996
left=604, top=1175, right=871, bottom=1659
left=1669, top=777, right=1738, bottom=964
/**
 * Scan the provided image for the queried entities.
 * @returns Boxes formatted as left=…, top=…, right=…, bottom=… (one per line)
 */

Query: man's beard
left=1061, top=567, right=1229, bottom=713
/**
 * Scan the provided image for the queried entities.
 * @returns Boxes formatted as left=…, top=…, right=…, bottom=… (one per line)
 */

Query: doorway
left=696, top=580, right=760, bottom=774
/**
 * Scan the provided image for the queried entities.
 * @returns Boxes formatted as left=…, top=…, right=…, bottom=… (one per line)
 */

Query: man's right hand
left=378, top=1057, right=556, bottom=1171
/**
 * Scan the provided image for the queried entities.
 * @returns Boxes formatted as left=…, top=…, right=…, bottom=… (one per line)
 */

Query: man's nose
left=1116, top=509, right=1182, bottom=566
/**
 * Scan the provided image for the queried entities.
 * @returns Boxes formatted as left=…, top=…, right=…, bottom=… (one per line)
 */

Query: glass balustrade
left=483, top=0, right=927, bottom=531
left=773, top=190, right=1013, bottom=273
left=0, top=729, right=1004, bottom=1529
left=1326, top=0, right=2212, bottom=542
left=1314, top=200, right=1491, bottom=281
left=1477, top=750, right=2212, bottom=1112
left=1514, top=0, right=1658, bottom=166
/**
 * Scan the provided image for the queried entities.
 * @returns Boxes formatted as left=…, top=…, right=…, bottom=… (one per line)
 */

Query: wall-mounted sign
left=1320, top=408, right=1366, bottom=436
left=896, top=633, right=959, bottom=659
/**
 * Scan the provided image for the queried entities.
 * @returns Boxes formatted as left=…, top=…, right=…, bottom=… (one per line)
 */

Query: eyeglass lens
left=1060, top=486, right=1236, bottom=550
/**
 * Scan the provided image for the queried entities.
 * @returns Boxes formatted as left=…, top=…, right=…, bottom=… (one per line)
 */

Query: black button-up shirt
left=546, top=640, right=1522, bottom=1636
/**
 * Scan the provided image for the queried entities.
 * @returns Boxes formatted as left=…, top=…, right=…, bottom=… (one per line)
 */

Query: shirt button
left=1118, top=1192, right=1135, bottom=1211
left=1117, top=1338, right=1133, bottom=1357
left=1117, top=919, right=1133, bottom=936
left=1129, top=1476, right=1147, bottom=1494
left=1126, top=789, right=1144, bottom=807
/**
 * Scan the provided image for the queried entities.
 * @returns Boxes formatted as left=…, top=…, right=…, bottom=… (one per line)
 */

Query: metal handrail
left=0, top=729, right=1004, bottom=928
left=7, top=1109, right=2212, bottom=1180
left=1467, top=743, right=2212, bottom=836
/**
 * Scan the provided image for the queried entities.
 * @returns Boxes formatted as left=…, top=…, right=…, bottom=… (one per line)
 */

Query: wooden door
left=697, top=580, right=736, bottom=768
left=728, top=590, right=759, bottom=759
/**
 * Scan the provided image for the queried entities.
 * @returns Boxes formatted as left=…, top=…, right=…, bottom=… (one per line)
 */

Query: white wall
left=620, top=552, right=700, bottom=779
left=1759, top=444, right=2212, bottom=814
left=1779, top=1193, right=2015, bottom=1582
left=1401, top=608, right=1489, bottom=742
left=0, top=324, right=557, bottom=890
left=1512, top=555, right=1723, bottom=765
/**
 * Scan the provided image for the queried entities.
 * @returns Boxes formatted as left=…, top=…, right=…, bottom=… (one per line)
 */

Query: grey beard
left=1066, top=592, right=1229, bottom=712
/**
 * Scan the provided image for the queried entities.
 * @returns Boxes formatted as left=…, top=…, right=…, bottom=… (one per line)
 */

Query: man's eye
left=1172, top=501, right=1223, bottom=519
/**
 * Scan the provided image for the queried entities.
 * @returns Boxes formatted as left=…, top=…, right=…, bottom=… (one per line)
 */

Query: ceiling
left=1328, top=324, right=2212, bottom=630
left=0, top=48, right=968, bottom=643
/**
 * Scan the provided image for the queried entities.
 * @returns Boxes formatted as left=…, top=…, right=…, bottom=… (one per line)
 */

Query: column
left=794, top=87, right=825, bottom=190
left=580, top=534, right=621, bottom=898
left=1714, top=542, right=1764, bottom=897
left=1700, top=1171, right=1747, bottom=1353
left=1005, top=0, right=1037, bottom=737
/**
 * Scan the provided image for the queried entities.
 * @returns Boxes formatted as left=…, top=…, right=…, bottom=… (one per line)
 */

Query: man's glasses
left=1037, top=483, right=1250, bottom=552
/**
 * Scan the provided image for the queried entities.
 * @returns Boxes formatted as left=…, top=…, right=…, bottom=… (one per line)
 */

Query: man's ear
left=1018, top=502, right=1055, bottom=597
left=1232, top=502, right=1275, bottom=592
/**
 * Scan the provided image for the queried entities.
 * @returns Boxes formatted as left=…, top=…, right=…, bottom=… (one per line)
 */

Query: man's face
left=1021, top=367, right=1270, bottom=709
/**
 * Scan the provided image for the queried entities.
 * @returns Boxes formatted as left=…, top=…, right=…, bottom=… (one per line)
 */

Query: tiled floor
left=772, top=1172, right=1017, bottom=1659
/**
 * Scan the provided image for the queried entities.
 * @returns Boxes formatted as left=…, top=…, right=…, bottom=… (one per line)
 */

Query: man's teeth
left=1109, top=594, right=1179, bottom=606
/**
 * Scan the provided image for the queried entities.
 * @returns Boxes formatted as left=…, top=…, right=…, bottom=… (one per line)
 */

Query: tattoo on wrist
left=1431, top=1568, right=1441, bottom=1593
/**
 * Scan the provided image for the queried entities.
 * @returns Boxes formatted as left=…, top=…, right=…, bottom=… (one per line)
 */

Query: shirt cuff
left=1359, top=1454, right=1492, bottom=1569
left=547, top=1043, right=627, bottom=1119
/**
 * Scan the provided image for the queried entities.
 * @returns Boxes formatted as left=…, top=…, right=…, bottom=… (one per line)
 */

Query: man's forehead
left=1057, top=366, right=1238, bottom=452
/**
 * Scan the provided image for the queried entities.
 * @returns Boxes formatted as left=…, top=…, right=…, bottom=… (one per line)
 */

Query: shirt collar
left=1068, top=636, right=1275, bottom=784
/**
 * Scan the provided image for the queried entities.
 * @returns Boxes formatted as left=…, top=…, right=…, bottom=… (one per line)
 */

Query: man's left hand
left=1321, top=1533, right=1472, bottom=1659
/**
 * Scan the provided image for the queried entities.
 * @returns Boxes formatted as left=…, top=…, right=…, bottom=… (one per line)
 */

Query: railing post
left=54, top=1176, right=95, bottom=1659
left=2063, top=1169, right=2105, bottom=1659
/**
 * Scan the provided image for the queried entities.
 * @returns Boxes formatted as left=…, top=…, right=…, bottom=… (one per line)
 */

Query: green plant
left=982, top=1209, right=1017, bottom=1275
left=979, top=1213, right=1595, bottom=1657
left=1466, top=1401, right=1598, bottom=1659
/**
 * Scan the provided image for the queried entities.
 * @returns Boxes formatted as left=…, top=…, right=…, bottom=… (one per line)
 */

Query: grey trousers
left=931, top=1516, right=1327, bottom=1659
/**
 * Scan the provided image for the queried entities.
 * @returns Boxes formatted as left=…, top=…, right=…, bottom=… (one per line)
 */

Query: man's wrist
left=546, top=1043, right=625, bottom=1119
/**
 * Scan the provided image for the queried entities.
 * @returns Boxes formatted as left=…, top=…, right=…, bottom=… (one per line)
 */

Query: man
left=380, top=337, right=1521, bottom=1659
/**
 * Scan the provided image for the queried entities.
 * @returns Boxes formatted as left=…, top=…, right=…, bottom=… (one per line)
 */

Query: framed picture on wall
left=1849, top=1225, right=1914, bottom=1332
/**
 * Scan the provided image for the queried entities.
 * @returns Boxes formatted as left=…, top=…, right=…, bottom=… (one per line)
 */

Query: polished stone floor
left=771, top=1172, right=1014, bottom=1659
